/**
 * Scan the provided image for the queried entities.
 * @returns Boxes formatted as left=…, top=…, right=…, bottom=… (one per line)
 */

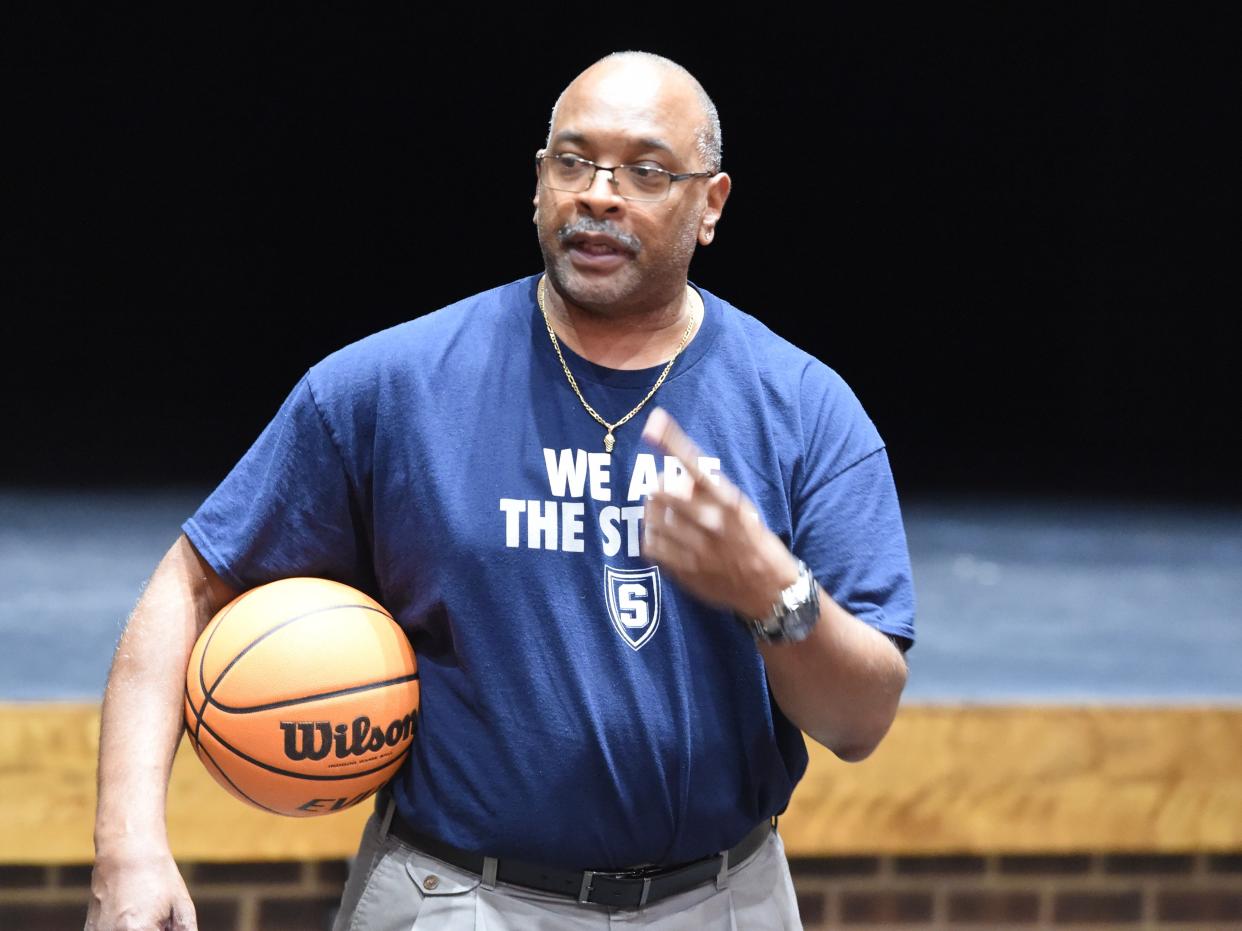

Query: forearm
left=94, top=534, right=235, bottom=854
left=758, top=587, right=908, bottom=762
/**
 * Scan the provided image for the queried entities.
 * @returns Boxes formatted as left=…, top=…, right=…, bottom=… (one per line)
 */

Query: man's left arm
left=641, top=408, right=909, bottom=763
left=756, top=588, right=908, bottom=761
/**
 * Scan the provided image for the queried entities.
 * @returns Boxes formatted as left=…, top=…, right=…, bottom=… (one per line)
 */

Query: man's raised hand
left=640, top=407, right=799, bottom=620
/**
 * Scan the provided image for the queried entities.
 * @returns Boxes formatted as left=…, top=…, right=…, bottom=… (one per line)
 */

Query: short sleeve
left=182, top=374, right=373, bottom=592
left=790, top=375, right=916, bottom=646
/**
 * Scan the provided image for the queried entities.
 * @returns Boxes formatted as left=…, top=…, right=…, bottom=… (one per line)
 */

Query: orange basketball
left=183, top=577, right=419, bottom=817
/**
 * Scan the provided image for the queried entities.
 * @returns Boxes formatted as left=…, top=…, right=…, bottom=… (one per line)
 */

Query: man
left=87, top=51, right=914, bottom=930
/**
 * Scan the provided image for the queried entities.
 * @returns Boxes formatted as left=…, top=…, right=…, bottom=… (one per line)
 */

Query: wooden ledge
left=4, top=704, right=1241, bottom=864
left=781, top=705, right=1242, bottom=855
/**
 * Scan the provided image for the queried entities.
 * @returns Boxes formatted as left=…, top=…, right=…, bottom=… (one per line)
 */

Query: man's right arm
left=86, top=533, right=239, bottom=931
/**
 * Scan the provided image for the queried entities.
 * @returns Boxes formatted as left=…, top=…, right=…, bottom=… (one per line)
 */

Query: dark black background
left=7, top=6, right=1239, bottom=501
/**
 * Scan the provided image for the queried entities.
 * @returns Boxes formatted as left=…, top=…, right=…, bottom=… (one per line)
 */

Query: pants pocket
left=342, top=844, right=482, bottom=931
left=402, top=848, right=481, bottom=929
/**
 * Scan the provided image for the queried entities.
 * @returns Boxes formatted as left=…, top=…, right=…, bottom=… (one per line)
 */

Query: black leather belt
left=385, top=808, right=774, bottom=909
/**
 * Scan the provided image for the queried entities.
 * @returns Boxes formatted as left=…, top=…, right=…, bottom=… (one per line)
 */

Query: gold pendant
left=604, top=431, right=615, bottom=453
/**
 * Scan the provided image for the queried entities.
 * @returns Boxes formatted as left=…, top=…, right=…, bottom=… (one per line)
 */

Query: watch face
left=784, top=568, right=811, bottom=610
left=742, top=564, right=818, bottom=644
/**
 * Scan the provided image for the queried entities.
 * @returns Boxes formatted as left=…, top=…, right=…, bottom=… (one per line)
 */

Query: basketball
left=183, top=577, right=419, bottom=817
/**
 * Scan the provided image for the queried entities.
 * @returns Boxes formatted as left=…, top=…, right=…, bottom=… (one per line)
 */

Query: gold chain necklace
left=537, top=276, right=697, bottom=452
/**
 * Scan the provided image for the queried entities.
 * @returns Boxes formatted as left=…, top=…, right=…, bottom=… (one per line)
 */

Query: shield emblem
left=604, top=565, right=662, bottom=651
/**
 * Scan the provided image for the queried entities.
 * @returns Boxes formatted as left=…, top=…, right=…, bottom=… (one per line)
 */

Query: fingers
left=642, top=499, right=713, bottom=569
left=641, top=407, right=760, bottom=522
left=648, top=490, right=727, bottom=535
left=172, top=896, right=199, bottom=931
left=642, top=407, right=740, bottom=507
left=642, top=408, right=710, bottom=485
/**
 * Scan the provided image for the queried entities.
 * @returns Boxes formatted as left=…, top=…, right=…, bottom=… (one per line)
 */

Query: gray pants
left=333, top=805, right=804, bottom=930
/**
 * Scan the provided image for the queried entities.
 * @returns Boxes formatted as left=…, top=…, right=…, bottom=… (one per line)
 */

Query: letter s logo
left=605, top=565, right=662, bottom=651
left=617, top=583, right=649, bottom=628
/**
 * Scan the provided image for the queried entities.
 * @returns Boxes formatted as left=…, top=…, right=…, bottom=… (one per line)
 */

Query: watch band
left=736, top=560, right=821, bottom=644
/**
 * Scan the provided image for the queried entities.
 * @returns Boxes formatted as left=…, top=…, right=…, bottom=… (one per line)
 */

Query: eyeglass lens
left=542, top=155, right=669, bottom=201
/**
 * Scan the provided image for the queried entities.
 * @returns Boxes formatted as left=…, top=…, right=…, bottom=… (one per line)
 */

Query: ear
left=533, top=149, right=545, bottom=222
left=698, top=172, right=731, bottom=246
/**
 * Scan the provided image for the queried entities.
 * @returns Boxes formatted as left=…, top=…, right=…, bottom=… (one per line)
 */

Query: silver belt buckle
left=578, top=868, right=655, bottom=908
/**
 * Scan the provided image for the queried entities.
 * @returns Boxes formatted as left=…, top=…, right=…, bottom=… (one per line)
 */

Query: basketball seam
left=190, top=593, right=246, bottom=752
left=206, top=672, right=420, bottom=714
left=195, top=742, right=284, bottom=815
left=183, top=684, right=198, bottom=752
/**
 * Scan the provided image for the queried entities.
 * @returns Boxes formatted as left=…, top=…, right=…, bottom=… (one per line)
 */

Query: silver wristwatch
left=737, top=560, right=821, bottom=644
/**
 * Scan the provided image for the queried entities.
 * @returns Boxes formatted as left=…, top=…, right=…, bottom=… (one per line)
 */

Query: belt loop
left=578, top=870, right=595, bottom=904
left=481, top=856, right=498, bottom=890
left=638, top=877, right=651, bottom=908
left=377, top=792, right=396, bottom=843
left=715, top=848, right=730, bottom=891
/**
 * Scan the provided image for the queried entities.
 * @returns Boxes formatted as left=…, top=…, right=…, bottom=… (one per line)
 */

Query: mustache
left=556, top=218, right=642, bottom=255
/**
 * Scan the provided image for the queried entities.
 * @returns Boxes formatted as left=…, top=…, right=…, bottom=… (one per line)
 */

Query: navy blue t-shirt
left=184, top=274, right=915, bottom=869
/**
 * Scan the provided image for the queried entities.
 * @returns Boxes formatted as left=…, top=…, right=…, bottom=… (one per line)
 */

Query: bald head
left=546, top=52, right=722, bottom=173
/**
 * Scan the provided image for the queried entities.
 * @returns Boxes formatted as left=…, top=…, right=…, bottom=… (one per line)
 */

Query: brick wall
left=0, top=861, right=347, bottom=931
left=790, top=854, right=1242, bottom=930
left=4, top=854, right=1241, bottom=930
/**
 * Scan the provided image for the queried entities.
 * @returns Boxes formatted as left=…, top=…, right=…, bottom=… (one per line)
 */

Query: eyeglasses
left=536, top=153, right=715, bottom=203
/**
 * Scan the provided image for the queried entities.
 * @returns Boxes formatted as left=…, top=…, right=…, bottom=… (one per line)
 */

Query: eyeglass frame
left=535, top=151, right=717, bottom=202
